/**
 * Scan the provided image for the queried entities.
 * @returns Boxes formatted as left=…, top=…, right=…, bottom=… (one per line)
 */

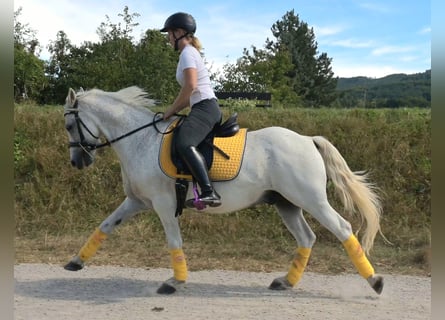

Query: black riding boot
left=181, top=146, right=221, bottom=207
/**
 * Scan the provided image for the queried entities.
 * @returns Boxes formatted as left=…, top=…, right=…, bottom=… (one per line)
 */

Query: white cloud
left=329, top=38, right=374, bottom=48
left=14, top=0, right=164, bottom=60
left=358, top=2, right=391, bottom=14
left=313, top=25, right=344, bottom=37
left=371, top=45, right=414, bottom=56
left=197, top=6, right=274, bottom=68
left=15, top=0, right=115, bottom=58
left=399, top=55, right=419, bottom=63
left=14, top=0, right=430, bottom=79
left=418, top=26, right=431, bottom=34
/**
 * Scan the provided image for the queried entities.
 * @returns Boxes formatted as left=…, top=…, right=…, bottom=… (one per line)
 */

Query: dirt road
left=14, top=263, right=430, bottom=320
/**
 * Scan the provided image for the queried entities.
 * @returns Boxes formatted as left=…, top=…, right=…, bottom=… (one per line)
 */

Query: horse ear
left=66, top=88, right=77, bottom=107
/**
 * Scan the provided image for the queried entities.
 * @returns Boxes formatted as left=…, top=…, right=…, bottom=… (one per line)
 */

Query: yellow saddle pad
left=159, top=121, right=248, bottom=181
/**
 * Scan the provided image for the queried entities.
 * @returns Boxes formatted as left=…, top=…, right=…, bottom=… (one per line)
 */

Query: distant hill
left=335, top=70, right=431, bottom=108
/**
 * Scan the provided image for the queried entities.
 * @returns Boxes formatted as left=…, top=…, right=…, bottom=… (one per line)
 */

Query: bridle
left=63, top=101, right=182, bottom=152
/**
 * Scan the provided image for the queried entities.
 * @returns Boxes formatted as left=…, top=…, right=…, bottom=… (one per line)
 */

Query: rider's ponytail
left=189, top=35, right=202, bottom=52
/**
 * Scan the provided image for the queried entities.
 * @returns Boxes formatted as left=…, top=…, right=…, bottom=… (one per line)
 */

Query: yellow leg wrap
left=78, top=228, right=107, bottom=262
left=170, top=248, right=188, bottom=281
left=343, top=234, right=374, bottom=279
left=286, top=247, right=311, bottom=286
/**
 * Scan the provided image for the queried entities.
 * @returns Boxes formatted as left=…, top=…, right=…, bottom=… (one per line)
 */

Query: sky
left=14, top=0, right=430, bottom=78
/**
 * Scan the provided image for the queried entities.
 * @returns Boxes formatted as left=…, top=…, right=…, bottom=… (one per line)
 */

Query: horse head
left=63, top=88, right=99, bottom=169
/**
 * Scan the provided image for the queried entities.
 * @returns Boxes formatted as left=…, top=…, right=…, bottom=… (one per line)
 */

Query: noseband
left=64, top=103, right=179, bottom=151
left=64, top=107, right=101, bottom=151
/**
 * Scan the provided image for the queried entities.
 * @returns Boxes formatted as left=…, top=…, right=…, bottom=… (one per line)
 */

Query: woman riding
left=161, top=12, right=222, bottom=207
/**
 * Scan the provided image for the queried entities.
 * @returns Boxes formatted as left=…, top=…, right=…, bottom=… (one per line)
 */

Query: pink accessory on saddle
left=192, top=183, right=206, bottom=210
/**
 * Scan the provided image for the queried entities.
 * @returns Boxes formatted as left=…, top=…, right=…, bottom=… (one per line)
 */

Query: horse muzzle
left=70, top=147, right=95, bottom=169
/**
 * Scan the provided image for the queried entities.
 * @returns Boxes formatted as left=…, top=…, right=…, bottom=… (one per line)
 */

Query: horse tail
left=312, top=136, right=383, bottom=254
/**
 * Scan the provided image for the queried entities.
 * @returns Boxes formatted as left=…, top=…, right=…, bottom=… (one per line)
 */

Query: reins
left=64, top=106, right=184, bottom=151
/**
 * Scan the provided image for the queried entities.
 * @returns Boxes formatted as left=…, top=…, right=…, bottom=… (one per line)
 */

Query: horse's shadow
left=15, top=277, right=154, bottom=304
left=14, top=276, right=345, bottom=305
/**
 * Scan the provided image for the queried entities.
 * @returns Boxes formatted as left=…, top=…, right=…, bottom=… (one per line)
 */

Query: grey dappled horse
left=63, top=86, right=384, bottom=295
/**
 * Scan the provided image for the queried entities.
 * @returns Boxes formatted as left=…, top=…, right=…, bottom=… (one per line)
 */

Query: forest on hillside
left=335, top=70, right=431, bottom=108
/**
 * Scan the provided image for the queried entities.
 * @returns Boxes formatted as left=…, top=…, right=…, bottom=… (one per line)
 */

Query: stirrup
left=185, top=182, right=221, bottom=210
left=199, top=196, right=222, bottom=207
left=185, top=196, right=221, bottom=209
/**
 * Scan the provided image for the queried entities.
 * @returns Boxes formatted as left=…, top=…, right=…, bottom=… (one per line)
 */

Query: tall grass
left=14, top=104, right=431, bottom=273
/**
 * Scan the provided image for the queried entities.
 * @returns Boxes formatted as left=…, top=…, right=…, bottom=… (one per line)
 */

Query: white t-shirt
left=176, top=45, right=216, bottom=106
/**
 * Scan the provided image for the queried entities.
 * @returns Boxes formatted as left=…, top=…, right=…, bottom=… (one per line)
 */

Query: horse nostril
left=71, top=160, right=76, bottom=167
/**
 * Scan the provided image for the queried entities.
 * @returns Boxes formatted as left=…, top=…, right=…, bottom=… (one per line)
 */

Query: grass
left=14, top=104, right=431, bottom=276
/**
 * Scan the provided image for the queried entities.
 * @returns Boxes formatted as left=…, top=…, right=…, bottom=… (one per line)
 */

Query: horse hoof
left=269, top=276, right=292, bottom=290
left=368, top=274, right=384, bottom=295
left=64, top=261, right=83, bottom=271
left=157, top=282, right=177, bottom=294
left=156, top=277, right=185, bottom=295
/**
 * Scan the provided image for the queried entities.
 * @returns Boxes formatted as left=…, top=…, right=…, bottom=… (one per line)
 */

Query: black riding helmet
left=160, top=12, right=197, bottom=34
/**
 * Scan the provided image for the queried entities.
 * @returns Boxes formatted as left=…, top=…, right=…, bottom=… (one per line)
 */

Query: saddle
left=158, top=113, right=248, bottom=216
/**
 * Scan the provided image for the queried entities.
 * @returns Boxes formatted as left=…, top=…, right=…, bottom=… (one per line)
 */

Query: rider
left=161, top=12, right=222, bottom=207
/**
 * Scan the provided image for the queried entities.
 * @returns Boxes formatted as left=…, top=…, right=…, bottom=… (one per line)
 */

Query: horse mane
left=77, top=86, right=157, bottom=110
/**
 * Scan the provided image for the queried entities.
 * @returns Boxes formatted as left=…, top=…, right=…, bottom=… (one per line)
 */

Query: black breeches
left=174, top=98, right=221, bottom=155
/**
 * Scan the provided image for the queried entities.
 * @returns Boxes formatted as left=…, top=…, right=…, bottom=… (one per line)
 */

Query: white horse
left=63, top=86, right=384, bottom=295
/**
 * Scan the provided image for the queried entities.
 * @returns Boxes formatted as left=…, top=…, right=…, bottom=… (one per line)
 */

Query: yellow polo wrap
left=170, top=248, right=188, bottom=281
left=343, top=234, right=374, bottom=279
left=286, top=247, right=311, bottom=286
left=79, top=228, right=107, bottom=261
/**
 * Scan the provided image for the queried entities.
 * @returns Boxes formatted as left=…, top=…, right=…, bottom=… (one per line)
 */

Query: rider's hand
left=163, top=107, right=175, bottom=120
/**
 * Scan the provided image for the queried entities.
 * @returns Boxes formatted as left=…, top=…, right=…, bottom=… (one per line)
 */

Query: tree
left=215, top=42, right=300, bottom=106
left=14, top=7, right=40, bottom=55
left=267, top=10, right=337, bottom=107
left=133, top=29, right=179, bottom=103
left=214, top=10, right=337, bottom=107
left=97, top=5, right=140, bottom=42
left=44, top=31, right=74, bottom=103
left=74, top=5, right=144, bottom=91
left=215, top=47, right=270, bottom=93
left=39, top=5, right=180, bottom=104
left=44, top=6, right=144, bottom=102
left=14, top=7, right=46, bottom=102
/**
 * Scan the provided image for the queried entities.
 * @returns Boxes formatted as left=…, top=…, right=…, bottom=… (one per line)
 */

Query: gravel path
left=14, top=263, right=430, bottom=320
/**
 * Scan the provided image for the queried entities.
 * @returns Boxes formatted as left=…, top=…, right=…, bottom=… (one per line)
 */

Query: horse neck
left=84, top=98, right=156, bottom=141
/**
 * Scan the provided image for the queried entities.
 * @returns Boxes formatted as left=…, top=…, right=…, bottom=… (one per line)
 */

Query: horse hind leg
left=306, top=199, right=384, bottom=294
left=311, top=135, right=383, bottom=294
left=343, top=234, right=384, bottom=294
left=268, top=194, right=316, bottom=290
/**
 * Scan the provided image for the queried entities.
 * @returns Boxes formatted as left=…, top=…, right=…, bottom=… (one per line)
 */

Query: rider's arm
left=163, top=67, right=197, bottom=120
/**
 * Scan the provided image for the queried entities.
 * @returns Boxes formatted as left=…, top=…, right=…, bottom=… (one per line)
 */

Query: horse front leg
left=155, top=247, right=188, bottom=294
left=64, top=197, right=148, bottom=271
left=152, top=198, right=187, bottom=294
